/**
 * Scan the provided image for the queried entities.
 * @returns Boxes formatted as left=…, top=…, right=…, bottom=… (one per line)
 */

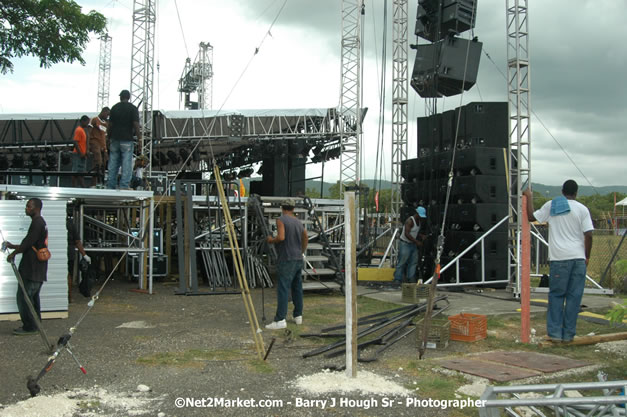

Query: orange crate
left=448, top=313, right=487, bottom=342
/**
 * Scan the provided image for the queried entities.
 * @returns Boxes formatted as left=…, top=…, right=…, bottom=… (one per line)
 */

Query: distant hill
left=531, top=183, right=627, bottom=198
left=245, top=178, right=627, bottom=198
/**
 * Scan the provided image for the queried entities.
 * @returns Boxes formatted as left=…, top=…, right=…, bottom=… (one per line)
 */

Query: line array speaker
left=411, top=36, right=482, bottom=98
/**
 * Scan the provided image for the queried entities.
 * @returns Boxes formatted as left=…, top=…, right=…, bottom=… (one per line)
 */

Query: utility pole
left=97, top=34, right=112, bottom=111
left=506, top=0, right=531, bottom=295
left=130, top=0, right=156, bottom=173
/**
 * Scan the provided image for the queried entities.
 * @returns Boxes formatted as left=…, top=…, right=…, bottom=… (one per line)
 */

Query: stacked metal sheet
left=0, top=200, right=68, bottom=314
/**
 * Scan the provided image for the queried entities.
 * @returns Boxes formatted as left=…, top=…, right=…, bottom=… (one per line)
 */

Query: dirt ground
left=1, top=279, right=624, bottom=417
left=0, top=280, right=459, bottom=417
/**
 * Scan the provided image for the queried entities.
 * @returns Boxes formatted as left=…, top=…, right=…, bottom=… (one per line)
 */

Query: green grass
left=247, top=359, right=274, bottom=374
left=137, top=348, right=249, bottom=367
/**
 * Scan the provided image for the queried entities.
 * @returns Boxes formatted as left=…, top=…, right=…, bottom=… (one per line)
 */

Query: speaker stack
left=411, top=0, right=481, bottom=98
left=401, top=102, right=509, bottom=284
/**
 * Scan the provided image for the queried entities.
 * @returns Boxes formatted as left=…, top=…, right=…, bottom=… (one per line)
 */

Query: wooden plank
left=538, top=331, right=627, bottom=348
left=472, top=351, right=589, bottom=373
left=344, top=192, right=357, bottom=378
left=439, top=358, right=540, bottom=382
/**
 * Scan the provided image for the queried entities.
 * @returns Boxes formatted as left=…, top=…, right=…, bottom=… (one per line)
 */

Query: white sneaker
left=294, top=316, right=303, bottom=325
left=265, top=320, right=286, bottom=330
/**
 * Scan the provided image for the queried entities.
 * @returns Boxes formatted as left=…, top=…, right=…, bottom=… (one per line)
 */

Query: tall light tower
left=130, top=0, right=156, bottom=166
left=506, top=0, right=531, bottom=294
left=339, top=0, right=364, bottom=194
left=97, top=34, right=112, bottom=111
left=391, top=0, right=409, bottom=222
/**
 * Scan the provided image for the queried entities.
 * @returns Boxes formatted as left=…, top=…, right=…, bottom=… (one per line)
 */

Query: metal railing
left=424, top=215, right=510, bottom=287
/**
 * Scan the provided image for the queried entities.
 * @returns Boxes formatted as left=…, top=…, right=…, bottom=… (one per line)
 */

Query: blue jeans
left=547, top=259, right=586, bottom=341
left=107, top=140, right=134, bottom=189
left=16, top=279, right=43, bottom=331
left=274, top=260, right=304, bottom=322
left=394, top=241, right=418, bottom=283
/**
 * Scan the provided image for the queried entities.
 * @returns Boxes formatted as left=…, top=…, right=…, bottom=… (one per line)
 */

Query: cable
left=482, top=48, right=600, bottom=195
left=173, top=0, right=190, bottom=59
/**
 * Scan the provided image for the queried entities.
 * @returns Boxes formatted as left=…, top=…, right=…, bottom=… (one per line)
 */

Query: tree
left=0, top=0, right=107, bottom=74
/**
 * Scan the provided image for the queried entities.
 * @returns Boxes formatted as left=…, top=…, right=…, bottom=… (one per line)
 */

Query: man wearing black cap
left=265, top=198, right=308, bottom=330
left=107, top=90, right=142, bottom=189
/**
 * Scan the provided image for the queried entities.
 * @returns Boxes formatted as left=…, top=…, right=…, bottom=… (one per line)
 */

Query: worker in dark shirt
left=107, top=89, right=142, bottom=189
left=6, top=198, right=49, bottom=336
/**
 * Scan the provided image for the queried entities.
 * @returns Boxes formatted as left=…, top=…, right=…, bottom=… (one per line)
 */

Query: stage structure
left=130, top=0, right=156, bottom=173
left=178, top=42, right=214, bottom=110
left=506, top=0, right=531, bottom=294
left=0, top=108, right=358, bottom=196
left=0, top=185, right=156, bottom=294
left=391, top=0, right=409, bottom=223
left=339, top=0, right=364, bottom=196
left=97, top=34, right=112, bottom=112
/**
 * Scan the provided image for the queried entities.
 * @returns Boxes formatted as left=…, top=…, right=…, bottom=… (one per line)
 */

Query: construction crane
left=178, top=42, right=214, bottom=110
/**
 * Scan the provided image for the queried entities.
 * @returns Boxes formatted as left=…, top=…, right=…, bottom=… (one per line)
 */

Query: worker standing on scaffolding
left=392, top=206, right=427, bottom=289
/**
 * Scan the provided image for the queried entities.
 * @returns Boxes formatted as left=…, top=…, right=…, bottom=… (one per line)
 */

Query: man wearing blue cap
left=393, top=206, right=427, bottom=288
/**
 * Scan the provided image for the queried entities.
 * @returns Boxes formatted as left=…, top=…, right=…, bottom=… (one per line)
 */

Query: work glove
left=83, top=255, right=91, bottom=264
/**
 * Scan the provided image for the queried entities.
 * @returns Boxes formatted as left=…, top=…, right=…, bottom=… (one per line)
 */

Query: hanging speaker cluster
left=411, top=0, right=482, bottom=98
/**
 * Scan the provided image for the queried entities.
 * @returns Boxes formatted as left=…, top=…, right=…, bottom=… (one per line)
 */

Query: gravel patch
left=292, top=369, right=411, bottom=396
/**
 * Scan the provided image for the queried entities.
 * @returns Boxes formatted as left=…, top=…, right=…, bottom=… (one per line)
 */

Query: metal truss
left=480, top=379, right=627, bottom=417
left=178, top=42, right=214, bottom=110
left=506, top=0, right=531, bottom=294
left=391, top=0, right=409, bottom=222
left=339, top=0, right=364, bottom=194
left=97, top=34, right=112, bottom=112
left=130, top=0, right=156, bottom=168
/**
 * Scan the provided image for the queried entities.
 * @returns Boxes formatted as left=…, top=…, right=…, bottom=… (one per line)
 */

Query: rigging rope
left=481, top=49, right=599, bottom=194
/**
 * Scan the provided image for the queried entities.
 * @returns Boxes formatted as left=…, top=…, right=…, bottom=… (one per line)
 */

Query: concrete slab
left=439, top=358, right=541, bottom=382
left=472, top=351, right=590, bottom=373
left=358, top=286, right=617, bottom=317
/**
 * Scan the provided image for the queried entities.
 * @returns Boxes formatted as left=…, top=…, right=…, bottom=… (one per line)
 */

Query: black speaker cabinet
left=443, top=231, right=508, bottom=260
left=411, top=36, right=482, bottom=98
left=437, top=147, right=507, bottom=177
left=417, top=114, right=442, bottom=156
left=415, top=0, right=477, bottom=42
left=425, top=256, right=508, bottom=284
left=444, top=175, right=508, bottom=204
left=462, top=102, right=509, bottom=148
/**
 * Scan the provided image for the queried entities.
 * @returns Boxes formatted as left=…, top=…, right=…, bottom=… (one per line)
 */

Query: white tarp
left=616, top=197, right=627, bottom=206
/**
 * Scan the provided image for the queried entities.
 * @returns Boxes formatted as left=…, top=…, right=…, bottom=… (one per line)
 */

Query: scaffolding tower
left=97, top=34, right=112, bottom=111
left=339, top=0, right=364, bottom=195
left=391, top=0, right=409, bottom=222
left=178, top=42, right=214, bottom=110
left=130, top=0, right=156, bottom=168
left=506, top=0, right=531, bottom=294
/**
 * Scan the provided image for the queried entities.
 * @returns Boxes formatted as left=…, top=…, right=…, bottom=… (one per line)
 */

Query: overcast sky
left=1, top=0, right=625, bottom=187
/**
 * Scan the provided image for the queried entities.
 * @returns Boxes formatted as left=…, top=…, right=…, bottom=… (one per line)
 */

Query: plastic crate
left=415, top=317, right=450, bottom=349
left=402, top=283, right=431, bottom=304
left=448, top=313, right=487, bottom=342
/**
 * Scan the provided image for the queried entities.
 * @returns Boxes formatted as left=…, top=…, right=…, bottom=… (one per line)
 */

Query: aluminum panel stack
left=0, top=200, right=68, bottom=314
